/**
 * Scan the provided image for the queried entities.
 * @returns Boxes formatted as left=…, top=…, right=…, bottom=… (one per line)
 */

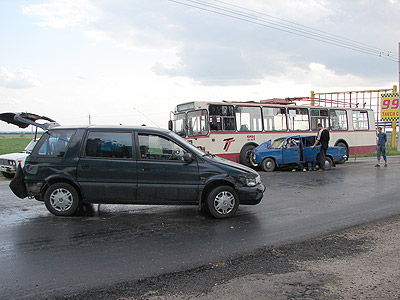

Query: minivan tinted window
left=85, top=131, right=133, bottom=158
left=38, top=131, right=75, bottom=157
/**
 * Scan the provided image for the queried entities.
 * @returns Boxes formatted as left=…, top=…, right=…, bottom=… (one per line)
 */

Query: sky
left=0, top=0, right=399, bottom=132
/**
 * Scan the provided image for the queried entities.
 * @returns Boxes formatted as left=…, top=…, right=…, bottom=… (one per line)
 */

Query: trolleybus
left=169, top=99, right=376, bottom=167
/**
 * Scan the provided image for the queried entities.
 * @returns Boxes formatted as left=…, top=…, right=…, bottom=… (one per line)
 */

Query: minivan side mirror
left=183, top=152, right=193, bottom=163
left=168, top=120, right=173, bottom=131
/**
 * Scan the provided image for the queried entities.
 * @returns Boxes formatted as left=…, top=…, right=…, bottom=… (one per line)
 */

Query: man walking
left=312, top=123, right=330, bottom=171
left=375, top=126, right=387, bottom=167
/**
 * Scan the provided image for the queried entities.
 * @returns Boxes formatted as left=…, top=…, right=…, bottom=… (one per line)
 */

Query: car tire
left=206, top=186, right=239, bottom=219
left=335, top=142, right=348, bottom=164
left=325, top=156, right=333, bottom=170
left=239, top=144, right=257, bottom=167
left=261, top=158, right=276, bottom=172
left=2, top=171, right=14, bottom=179
left=44, top=183, right=80, bottom=216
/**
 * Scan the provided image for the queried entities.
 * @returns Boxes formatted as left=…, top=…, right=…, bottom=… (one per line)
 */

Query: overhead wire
left=210, top=0, right=398, bottom=57
left=169, top=0, right=399, bottom=63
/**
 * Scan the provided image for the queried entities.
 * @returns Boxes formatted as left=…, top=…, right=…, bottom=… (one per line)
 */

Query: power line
left=210, top=0, right=398, bottom=57
left=169, top=0, right=399, bottom=63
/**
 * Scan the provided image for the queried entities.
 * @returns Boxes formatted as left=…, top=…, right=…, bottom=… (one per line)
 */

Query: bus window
left=262, top=107, right=287, bottom=131
left=209, top=104, right=235, bottom=131
left=235, top=106, right=262, bottom=132
left=172, top=113, right=186, bottom=137
left=329, top=109, right=348, bottom=130
left=187, top=110, right=208, bottom=136
left=310, top=108, right=329, bottom=130
left=287, top=108, right=309, bottom=131
left=352, top=110, right=369, bottom=130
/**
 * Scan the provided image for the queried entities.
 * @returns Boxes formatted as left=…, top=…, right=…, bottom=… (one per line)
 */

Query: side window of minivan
left=138, top=134, right=185, bottom=161
left=85, top=131, right=133, bottom=158
left=38, top=131, right=75, bottom=157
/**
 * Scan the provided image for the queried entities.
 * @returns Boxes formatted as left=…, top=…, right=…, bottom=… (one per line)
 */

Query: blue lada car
left=253, top=135, right=347, bottom=172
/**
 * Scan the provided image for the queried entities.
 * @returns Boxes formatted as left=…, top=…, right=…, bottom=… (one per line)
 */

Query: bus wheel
left=336, top=142, right=348, bottom=164
left=240, top=144, right=257, bottom=167
left=325, top=157, right=333, bottom=170
left=261, top=158, right=275, bottom=172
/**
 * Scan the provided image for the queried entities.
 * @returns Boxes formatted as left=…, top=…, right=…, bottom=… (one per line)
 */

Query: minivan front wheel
left=207, top=186, right=239, bottom=218
left=44, top=183, right=80, bottom=216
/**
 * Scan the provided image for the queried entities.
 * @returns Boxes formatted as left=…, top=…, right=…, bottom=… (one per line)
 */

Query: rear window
left=37, top=131, right=75, bottom=157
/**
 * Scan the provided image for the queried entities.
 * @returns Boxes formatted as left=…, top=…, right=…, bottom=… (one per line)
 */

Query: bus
left=169, top=99, right=376, bottom=167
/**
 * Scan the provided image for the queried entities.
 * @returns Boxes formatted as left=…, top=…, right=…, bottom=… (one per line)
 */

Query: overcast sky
left=0, top=0, right=399, bottom=132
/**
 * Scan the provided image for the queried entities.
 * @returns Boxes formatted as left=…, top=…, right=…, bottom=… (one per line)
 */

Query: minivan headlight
left=239, top=173, right=261, bottom=187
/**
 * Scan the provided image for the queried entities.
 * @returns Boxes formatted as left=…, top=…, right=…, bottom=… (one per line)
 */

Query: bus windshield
left=187, top=110, right=208, bottom=136
left=172, top=113, right=186, bottom=137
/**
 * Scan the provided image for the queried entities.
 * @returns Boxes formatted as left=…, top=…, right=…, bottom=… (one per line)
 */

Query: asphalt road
left=1, top=156, right=400, bottom=299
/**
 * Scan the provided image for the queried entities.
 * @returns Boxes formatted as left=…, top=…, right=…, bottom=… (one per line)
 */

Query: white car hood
left=0, top=152, right=29, bottom=161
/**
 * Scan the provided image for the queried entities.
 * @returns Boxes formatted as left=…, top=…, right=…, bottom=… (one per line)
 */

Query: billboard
left=380, top=93, right=399, bottom=121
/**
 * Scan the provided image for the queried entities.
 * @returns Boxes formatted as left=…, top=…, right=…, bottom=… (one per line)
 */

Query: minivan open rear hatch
left=0, top=112, right=59, bottom=130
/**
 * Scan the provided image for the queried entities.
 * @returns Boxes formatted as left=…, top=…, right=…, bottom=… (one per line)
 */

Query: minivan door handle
left=81, top=164, right=90, bottom=169
left=141, top=167, right=150, bottom=172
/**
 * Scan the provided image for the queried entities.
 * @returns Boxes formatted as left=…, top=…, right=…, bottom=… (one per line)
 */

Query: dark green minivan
left=11, top=125, right=265, bottom=218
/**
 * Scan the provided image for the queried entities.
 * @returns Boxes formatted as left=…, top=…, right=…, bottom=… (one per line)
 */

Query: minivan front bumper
left=236, top=183, right=265, bottom=205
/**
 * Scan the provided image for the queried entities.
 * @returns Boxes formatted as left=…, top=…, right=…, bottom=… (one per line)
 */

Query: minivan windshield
left=167, top=131, right=206, bottom=157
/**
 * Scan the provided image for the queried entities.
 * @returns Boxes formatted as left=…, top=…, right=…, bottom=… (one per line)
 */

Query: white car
left=0, top=139, right=37, bottom=178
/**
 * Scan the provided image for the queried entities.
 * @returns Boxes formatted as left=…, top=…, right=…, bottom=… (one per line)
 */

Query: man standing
left=375, top=126, right=387, bottom=167
left=312, top=123, right=330, bottom=171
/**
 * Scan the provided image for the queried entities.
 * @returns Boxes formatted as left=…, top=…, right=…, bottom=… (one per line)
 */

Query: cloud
left=153, top=0, right=399, bottom=85
left=21, top=0, right=400, bottom=87
left=0, top=67, right=41, bottom=89
left=153, top=43, right=264, bottom=85
left=22, top=0, right=101, bottom=28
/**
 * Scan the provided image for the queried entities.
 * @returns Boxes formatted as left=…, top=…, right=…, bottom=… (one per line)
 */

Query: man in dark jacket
left=311, top=123, right=330, bottom=171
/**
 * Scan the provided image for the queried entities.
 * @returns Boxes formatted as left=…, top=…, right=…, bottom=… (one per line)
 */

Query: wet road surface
left=1, top=156, right=400, bottom=299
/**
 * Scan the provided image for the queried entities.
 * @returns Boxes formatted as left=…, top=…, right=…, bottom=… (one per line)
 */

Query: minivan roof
left=47, top=125, right=171, bottom=134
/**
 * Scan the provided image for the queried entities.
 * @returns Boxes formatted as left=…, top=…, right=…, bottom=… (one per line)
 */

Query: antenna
left=133, top=107, right=160, bottom=127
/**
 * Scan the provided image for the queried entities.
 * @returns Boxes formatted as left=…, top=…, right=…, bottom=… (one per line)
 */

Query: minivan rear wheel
left=44, top=183, right=80, bottom=216
left=206, top=185, right=239, bottom=218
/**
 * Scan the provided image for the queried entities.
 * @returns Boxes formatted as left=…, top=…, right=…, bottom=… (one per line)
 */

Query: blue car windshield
left=271, top=138, right=286, bottom=149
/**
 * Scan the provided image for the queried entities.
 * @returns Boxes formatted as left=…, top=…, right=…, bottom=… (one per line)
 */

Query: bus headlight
left=239, top=173, right=261, bottom=187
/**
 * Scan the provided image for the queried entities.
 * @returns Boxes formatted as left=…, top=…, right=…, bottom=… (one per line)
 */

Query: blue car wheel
left=261, top=158, right=276, bottom=172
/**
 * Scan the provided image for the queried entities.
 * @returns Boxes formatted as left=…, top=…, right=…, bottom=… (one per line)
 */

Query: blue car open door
left=282, top=137, right=301, bottom=164
left=302, top=136, right=319, bottom=162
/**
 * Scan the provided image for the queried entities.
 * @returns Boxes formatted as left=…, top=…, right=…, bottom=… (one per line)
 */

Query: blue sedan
left=252, top=135, right=347, bottom=172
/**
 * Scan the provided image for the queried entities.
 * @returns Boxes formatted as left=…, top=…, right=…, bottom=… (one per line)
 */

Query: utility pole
left=398, top=42, right=400, bottom=151
left=88, top=114, right=91, bottom=125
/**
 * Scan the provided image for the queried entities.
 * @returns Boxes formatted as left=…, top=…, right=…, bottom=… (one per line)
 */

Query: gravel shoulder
left=61, top=214, right=400, bottom=300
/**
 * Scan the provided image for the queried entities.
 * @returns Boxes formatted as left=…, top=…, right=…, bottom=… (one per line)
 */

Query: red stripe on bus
left=349, top=145, right=376, bottom=155
left=215, top=153, right=241, bottom=163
